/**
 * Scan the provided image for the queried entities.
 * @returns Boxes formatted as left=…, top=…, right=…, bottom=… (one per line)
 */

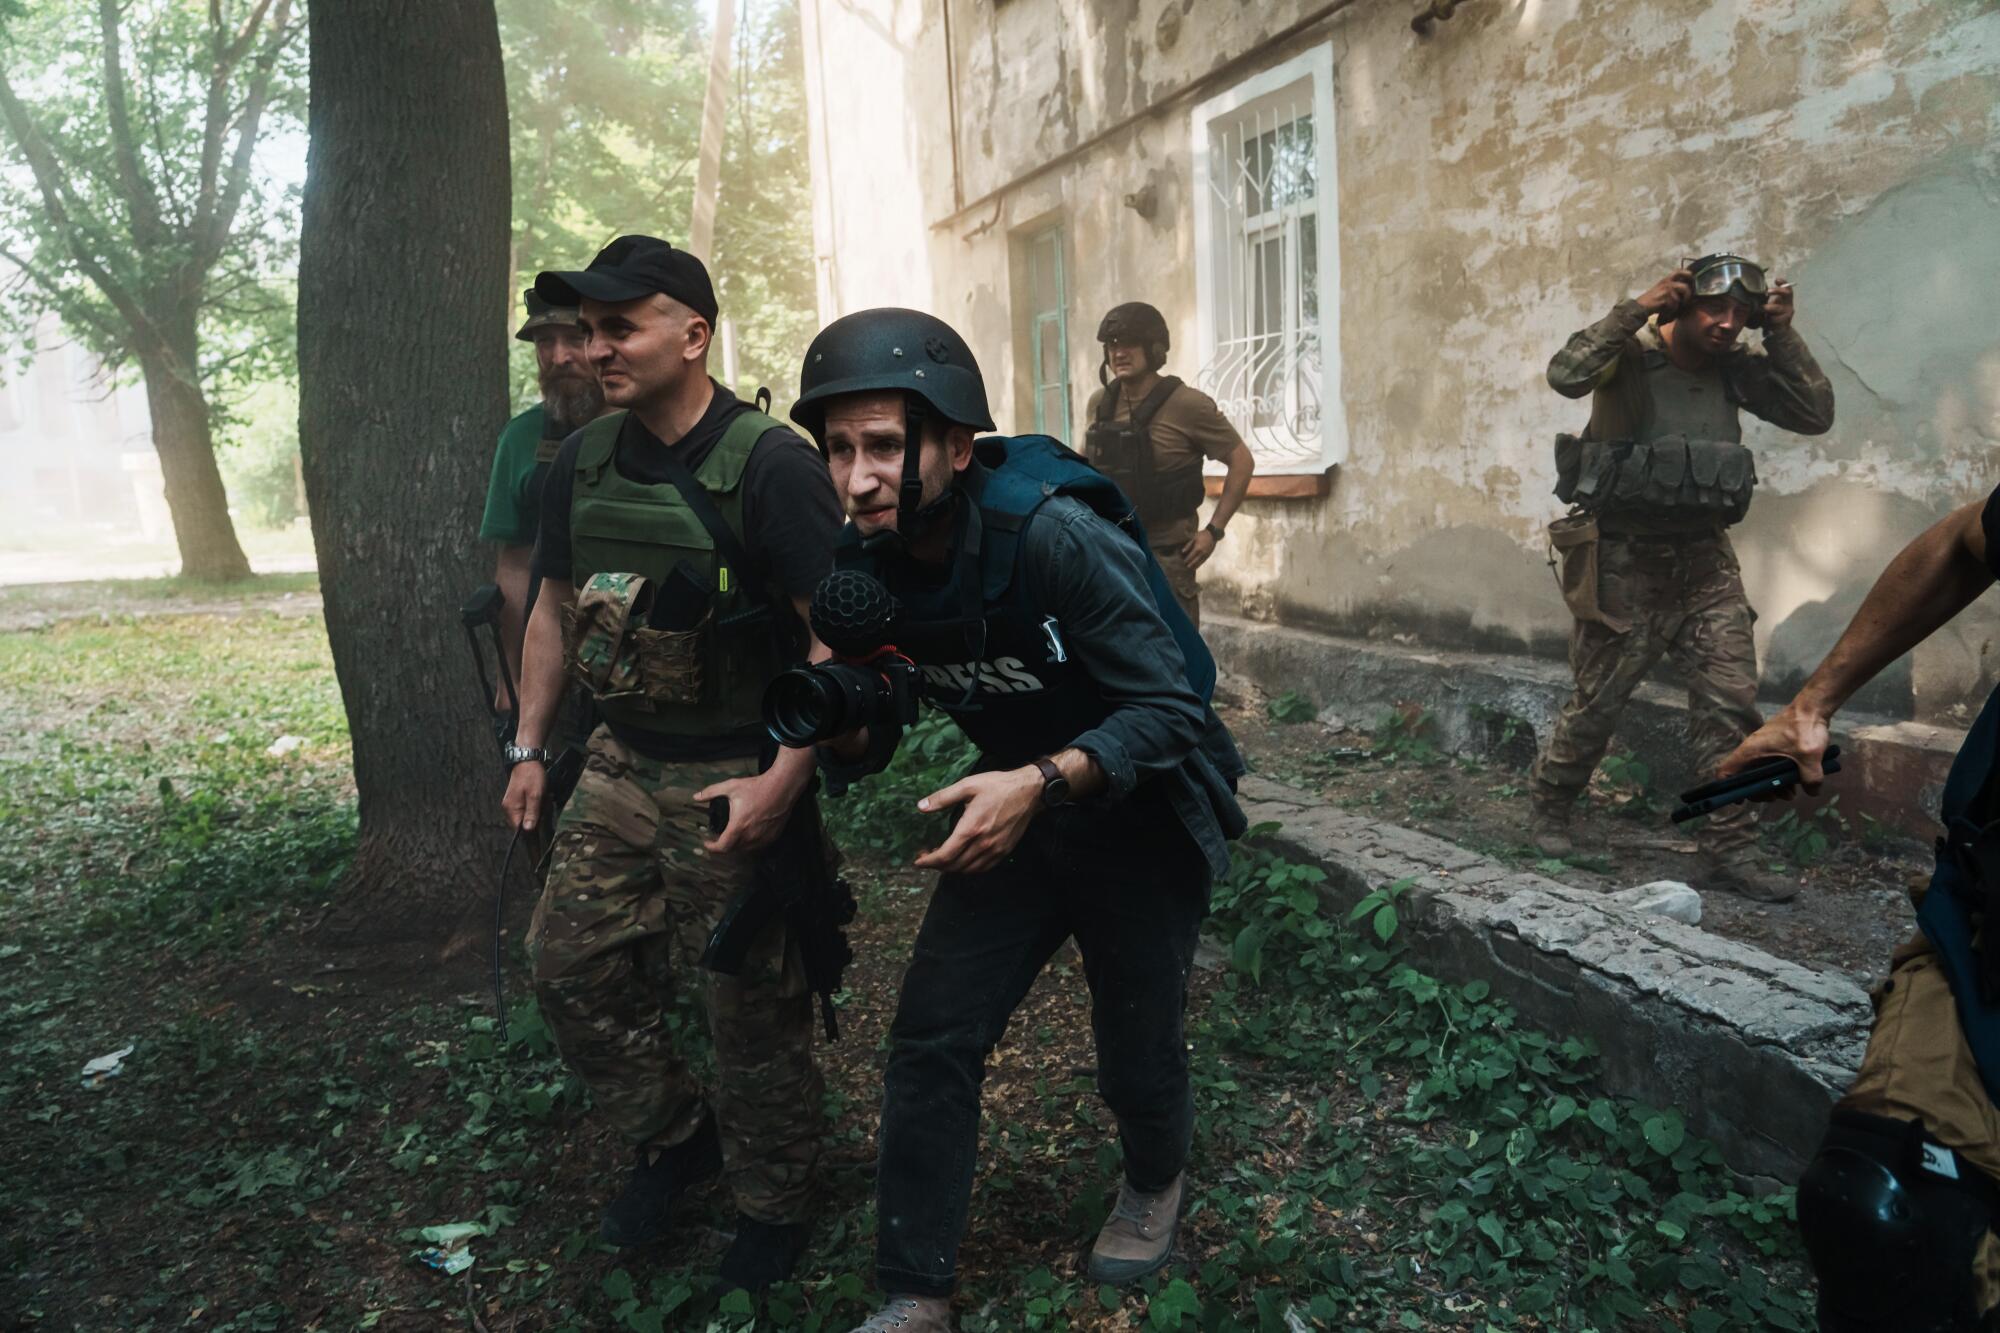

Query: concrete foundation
left=1238, top=775, right=1872, bottom=1183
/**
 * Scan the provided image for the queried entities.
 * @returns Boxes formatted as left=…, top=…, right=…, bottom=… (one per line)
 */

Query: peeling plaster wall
left=803, top=0, right=2000, bottom=722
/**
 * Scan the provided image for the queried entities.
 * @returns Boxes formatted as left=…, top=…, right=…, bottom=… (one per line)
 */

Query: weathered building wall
left=803, top=0, right=2000, bottom=722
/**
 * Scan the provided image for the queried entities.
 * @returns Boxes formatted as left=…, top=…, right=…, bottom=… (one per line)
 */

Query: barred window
left=1192, top=46, right=1345, bottom=472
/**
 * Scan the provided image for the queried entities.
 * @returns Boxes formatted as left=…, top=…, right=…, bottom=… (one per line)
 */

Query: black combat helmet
left=1096, top=301, right=1171, bottom=381
left=791, top=307, right=995, bottom=442
left=791, top=308, right=995, bottom=549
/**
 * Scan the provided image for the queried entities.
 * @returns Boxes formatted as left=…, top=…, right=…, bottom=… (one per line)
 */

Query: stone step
left=1237, top=773, right=1872, bottom=1184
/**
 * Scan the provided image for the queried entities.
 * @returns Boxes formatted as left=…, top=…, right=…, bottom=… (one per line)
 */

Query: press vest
left=568, top=409, right=786, bottom=738
left=838, top=436, right=1215, bottom=772
left=1084, top=377, right=1204, bottom=533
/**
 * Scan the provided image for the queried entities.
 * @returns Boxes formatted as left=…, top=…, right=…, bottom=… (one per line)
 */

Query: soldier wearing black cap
left=1082, top=301, right=1256, bottom=629
left=479, top=288, right=607, bottom=697
left=498, top=235, right=844, bottom=1290
left=783, top=308, right=1246, bottom=1333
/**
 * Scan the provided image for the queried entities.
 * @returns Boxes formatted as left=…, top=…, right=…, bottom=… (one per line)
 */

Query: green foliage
left=1192, top=831, right=1817, bottom=1329
left=1598, top=751, right=1662, bottom=820
left=0, top=604, right=352, bottom=952
left=1764, top=797, right=1848, bottom=867
left=1266, top=690, right=1317, bottom=724
left=217, top=380, right=305, bottom=529
left=1371, top=705, right=1441, bottom=765
left=822, top=707, right=976, bottom=859
left=0, top=2, right=302, bottom=391
left=0, top=593, right=1816, bottom=1330
left=498, top=0, right=816, bottom=405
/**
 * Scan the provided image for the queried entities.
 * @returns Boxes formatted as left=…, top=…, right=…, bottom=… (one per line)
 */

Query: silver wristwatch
left=504, top=744, right=550, bottom=767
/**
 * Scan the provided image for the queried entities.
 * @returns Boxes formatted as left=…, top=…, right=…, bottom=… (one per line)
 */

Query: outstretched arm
left=1718, top=498, right=1993, bottom=790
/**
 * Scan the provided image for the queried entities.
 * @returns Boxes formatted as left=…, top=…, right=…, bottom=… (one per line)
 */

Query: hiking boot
left=1701, top=851, right=1800, bottom=904
left=1085, top=1172, right=1183, bottom=1286
left=1528, top=799, right=1576, bottom=860
left=715, top=1215, right=810, bottom=1293
left=597, top=1116, right=724, bottom=1248
left=846, top=1294, right=953, bottom=1332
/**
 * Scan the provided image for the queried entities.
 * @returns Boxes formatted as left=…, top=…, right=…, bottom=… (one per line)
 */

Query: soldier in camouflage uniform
left=1530, top=255, right=1836, bottom=902
left=500, top=236, right=844, bottom=1291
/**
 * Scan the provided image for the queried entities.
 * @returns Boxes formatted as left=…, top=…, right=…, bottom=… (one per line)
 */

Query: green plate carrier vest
left=568, top=408, right=787, bottom=738
left=1552, top=343, right=1759, bottom=529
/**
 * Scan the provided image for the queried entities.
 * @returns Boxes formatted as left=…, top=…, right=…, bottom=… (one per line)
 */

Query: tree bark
left=138, top=311, right=252, bottom=581
left=297, top=0, right=512, bottom=955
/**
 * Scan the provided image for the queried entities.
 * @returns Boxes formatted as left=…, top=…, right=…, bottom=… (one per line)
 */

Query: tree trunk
left=297, top=0, right=512, bottom=956
left=139, top=316, right=252, bottom=581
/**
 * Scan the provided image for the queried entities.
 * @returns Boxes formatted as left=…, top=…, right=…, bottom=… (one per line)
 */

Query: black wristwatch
left=1031, top=756, right=1071, bottom=808
left=1204, top=522, right=1226, bottom=542
left=504, top=744, right=550, bottom=768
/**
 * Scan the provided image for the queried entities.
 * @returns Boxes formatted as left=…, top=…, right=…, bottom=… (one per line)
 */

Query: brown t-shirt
left=1082, top=380, right=1244, bottom=545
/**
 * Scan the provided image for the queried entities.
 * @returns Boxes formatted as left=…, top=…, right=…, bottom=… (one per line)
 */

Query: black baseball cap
left=535, top=235, right=719, bottom=324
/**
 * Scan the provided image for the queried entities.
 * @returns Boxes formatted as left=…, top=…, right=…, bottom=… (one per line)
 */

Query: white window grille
left=1191, top=45, right=1344, bottom=472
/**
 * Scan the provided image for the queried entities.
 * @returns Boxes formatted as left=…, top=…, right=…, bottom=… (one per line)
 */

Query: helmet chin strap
left=859, top=397, right=958, bottom=556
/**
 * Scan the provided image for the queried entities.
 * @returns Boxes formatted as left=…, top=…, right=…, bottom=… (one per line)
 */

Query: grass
left=0, top=586, right=1817, bottom=1330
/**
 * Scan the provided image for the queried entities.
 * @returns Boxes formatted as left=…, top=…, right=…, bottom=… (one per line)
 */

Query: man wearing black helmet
left=1082, top=301, right=1255, bottom=628
left=785, top=309, right=1246, bottom=1333
left=1531, top=253, right=1835, bottom=903
left=498, top=235, right=843, bottom=1291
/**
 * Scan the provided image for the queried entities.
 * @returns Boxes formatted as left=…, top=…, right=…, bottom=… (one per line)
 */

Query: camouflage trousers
left=528, top=726, right=822, bottom=1223
left=1530, top=532, right=1763, bottom=853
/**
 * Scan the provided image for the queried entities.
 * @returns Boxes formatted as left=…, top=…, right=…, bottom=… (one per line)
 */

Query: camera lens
left=764, top=668, right=848, bottom=747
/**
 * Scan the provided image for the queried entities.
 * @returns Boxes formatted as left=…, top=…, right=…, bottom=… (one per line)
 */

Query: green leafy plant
left=824, top=707, right=976, bottom=859
left=1765, top=796, right=1848, bottom=867
left=1598, top=750, right=1661, bottom=819
left=1370, top=705, right=1441, bottom=766
left=1266, top=690, right=1318, bottom=724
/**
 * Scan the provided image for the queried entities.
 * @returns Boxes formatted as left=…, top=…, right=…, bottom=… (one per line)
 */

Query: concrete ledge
left=1208, top=614, right=1960, bottom=840
left=1238, top=775, right=1872, bottom=1183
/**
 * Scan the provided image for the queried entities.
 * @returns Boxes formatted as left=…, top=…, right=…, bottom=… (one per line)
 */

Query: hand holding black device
left=1669, top=746, right=1841, bottom=824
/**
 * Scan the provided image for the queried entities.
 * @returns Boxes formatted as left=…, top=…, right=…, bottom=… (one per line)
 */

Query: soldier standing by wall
left=1082, top=302, right=1255, bottom=629
left=1530, top=255, right=1835, bottom=901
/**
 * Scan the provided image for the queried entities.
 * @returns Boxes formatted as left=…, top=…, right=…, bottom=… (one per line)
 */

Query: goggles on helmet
left=1686, top=256, right=1768, bottom=306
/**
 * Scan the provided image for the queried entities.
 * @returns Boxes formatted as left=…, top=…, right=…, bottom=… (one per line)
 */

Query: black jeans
left=873, top=785, right=1207, bottom=1297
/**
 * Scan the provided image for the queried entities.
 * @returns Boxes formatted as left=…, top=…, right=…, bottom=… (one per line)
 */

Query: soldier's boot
left=1085, top=1172, right=1184, bottom=1286
left=1700, top=848, right=1800, bottom=904
left=1528, top=793, right=1577, bottom=860
left=598, top=1116, right=724, bottom=1248
left=845, top=1295, right=952, bottom=1332
left=716, top=1215, right=810, bottom=1293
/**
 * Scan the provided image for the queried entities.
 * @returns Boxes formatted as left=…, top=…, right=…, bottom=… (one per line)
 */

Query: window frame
left=1023, top=224, right=1071, bottom=442
left=1191, top=43, right=1346, bottom=473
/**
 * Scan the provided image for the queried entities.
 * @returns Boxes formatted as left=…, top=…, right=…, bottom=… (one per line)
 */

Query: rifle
left=461, top=583, right=518, bottom=749
left=700, top=784, right=858, bottom=1040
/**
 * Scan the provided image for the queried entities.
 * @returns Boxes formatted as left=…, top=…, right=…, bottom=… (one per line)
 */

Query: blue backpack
left=970, top=434, right=1217, bottom=705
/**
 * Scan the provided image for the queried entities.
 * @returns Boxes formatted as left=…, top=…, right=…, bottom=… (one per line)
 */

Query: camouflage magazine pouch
left=1546, top=512, right=1631, bottom=633
left=564, top=572, right=653, bottom=706
left=628, top=617, right=710, bottom=707
left=563, top=571, right=712, bottom=711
